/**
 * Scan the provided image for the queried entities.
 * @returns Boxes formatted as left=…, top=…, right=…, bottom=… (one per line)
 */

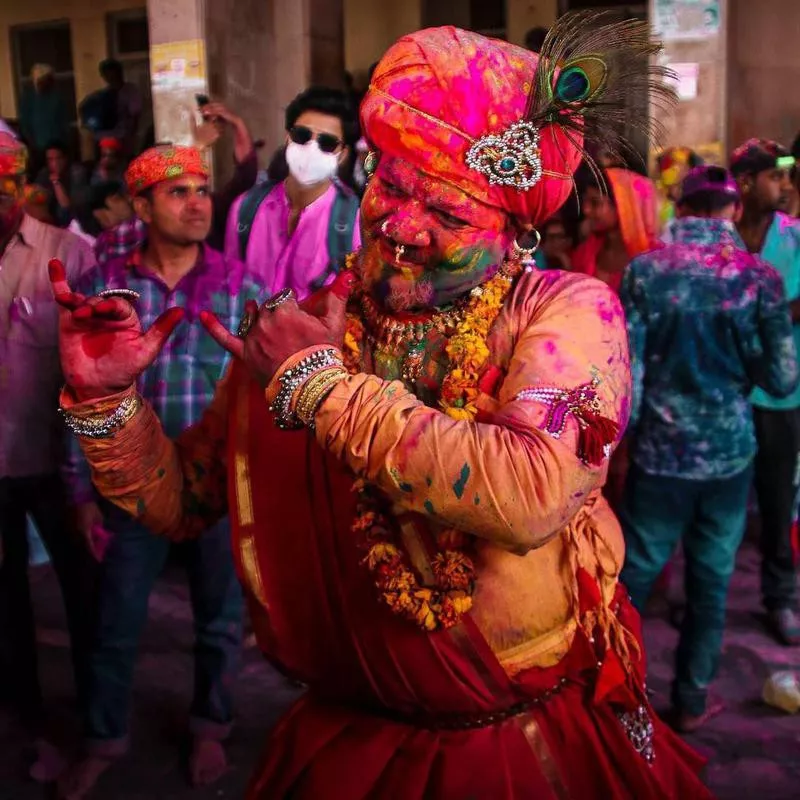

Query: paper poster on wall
left=667, top=63, right=700, bottom=100
left=653, top=0, right=720, bottom=41
left=151, top=40, right=206, bottom=90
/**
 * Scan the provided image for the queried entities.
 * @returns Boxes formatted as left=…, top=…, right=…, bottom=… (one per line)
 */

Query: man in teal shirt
left=733, top=139, right=800, bottom=646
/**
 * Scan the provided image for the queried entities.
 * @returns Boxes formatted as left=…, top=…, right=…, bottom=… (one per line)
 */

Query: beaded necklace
left=342, top=255, right=521, bottom=630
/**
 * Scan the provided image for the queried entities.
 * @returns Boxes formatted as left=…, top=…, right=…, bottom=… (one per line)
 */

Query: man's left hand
left=201, top=271, right=355, bottom=387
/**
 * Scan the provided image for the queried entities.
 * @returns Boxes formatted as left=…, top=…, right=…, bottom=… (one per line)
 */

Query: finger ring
left=97, top=289, right=140, bottom=302
left=261, top=288, right=294, bottom=312
left=237, top=311, right=254, bottom=339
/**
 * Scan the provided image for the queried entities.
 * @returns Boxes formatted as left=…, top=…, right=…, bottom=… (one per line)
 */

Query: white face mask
left=285, top=140, right=339, bottom=187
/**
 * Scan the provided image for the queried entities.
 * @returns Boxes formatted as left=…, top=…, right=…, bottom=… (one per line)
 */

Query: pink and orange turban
left=361, top=27, right=583, bottom=228
left=0, top=133, right=27, bottom=177
left=125, top=144, right=208, bottom=197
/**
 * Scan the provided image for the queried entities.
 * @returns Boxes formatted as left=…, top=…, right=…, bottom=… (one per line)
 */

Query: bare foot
left=189, top=737, right=229, bottom=787
left=56, top=756, right=115, bottom=800
left=29, top=738, right=67, bottom=783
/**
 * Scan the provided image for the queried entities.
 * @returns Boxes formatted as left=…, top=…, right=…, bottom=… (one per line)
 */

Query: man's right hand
left=49, top=259, right=185, bottom=402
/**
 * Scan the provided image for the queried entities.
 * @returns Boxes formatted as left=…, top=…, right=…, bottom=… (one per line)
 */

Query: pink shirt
left=224, top=182, right=361, bottom=301
left=0, top=214, right=96, bottom=477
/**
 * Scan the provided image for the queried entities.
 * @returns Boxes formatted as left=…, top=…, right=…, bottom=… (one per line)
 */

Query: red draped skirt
left=225, top=366, right=713, bottom=800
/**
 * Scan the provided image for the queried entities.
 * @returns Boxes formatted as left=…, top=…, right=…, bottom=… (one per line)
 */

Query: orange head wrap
left=361, top=27, right=583, bottom=229
left=0, top=133, right=27, bottom=177
left=125, top=144, right=208, bottom=197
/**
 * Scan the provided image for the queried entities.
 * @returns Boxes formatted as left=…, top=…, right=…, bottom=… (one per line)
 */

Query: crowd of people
left=1, top=12, right=799, bottom=800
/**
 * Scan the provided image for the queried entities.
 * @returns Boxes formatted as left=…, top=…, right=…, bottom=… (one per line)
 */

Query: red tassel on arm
left=578, top=410, right=619, bottom=467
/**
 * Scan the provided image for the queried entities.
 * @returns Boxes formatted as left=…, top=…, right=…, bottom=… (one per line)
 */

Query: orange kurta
left=64, top=270, right=710, bottom=799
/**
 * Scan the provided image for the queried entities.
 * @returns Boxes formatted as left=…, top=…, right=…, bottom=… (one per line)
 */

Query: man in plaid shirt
left=59, top=145, right=264, bottom=797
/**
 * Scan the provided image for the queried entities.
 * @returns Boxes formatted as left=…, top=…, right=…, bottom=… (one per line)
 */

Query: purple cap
left=678, top=165, right=740, bottom=204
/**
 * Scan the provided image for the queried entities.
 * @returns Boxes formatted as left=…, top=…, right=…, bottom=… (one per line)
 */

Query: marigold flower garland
left=343, top=256, right=521, bottom=631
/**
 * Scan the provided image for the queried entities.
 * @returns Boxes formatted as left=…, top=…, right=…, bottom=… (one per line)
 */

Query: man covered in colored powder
left=51, top=18, right=713, bottom=799
left=57, top=146, right=265, bottom=798
left=0, top=132, right=96, bottom=784
left=619, top=166, right=798, bottom=731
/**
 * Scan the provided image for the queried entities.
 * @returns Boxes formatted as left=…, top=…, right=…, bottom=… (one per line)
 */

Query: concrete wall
left=344, top=0, right=556, bottom=83
left=727, top=0, right=800, bottom=151
left=344, top=0, right=422, bottom=84
left=506, top=0, right=558, bottom=46
left=204, top=0, right=344, bottom=178
left=0, top=0, right=141, bottom=120
left=650, top=0, right=728, bottom=164
left=205, top=0, right=281, bottom=169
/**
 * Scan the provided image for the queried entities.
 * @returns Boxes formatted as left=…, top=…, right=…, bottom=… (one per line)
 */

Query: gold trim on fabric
left=233, top=377, right=255, bottom=526
left=234, top=451, right=254, bottom=526
left=240, top=535, right=267, bottom=607
left=497, top=619, right=577, bottom=675
left=234, top=382, right=267, bottom=607
left=517, top=713, right=571, bottom=800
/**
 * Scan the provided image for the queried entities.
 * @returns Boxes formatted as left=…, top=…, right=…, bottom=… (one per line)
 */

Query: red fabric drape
left=227, top=365, right=712, bottom=799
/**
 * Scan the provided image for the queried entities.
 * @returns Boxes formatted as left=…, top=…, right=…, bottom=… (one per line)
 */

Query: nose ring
left=394, top=244, right=406, bottom=264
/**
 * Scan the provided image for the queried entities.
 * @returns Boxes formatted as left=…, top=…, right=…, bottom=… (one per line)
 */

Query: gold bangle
left=294, top=368, right=346, bottom=426
left=294, top=368, right=347, bottom=428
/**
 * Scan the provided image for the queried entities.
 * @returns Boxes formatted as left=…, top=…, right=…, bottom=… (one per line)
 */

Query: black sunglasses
left=288, top=125, right=342, bottom=154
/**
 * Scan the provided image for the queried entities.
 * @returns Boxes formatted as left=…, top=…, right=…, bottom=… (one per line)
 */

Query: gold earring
left=512, top=230, right=541, bottom=271
left=364, top=151, right=379, bottom=178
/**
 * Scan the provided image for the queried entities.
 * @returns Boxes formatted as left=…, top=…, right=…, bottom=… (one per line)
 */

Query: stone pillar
left=344, top=0, right=423, bottom=85
left=649, top=0, right=729, bottom=164
left=146, top=0, right=209, bottom=147
left=309, top=0, right=346, bottom=86
left=727, top=0, right=800, bottom=149
left=148, top=0, right=346, bottom=184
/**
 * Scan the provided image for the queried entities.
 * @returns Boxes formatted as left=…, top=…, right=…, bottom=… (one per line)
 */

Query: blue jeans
left=619, top=463, right=753, bottom=717
left=85, top=504, right=242, bottom=755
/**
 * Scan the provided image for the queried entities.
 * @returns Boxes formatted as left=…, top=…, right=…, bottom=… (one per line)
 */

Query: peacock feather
left=525, top=10, right=676, bottom=188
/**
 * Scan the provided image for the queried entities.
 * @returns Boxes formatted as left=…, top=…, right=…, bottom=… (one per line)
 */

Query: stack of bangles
left=60, top=387, right=142, bottom=439
left=58, top=347, right=346, bottom=440
left=269, top=347, right=348, bottom=430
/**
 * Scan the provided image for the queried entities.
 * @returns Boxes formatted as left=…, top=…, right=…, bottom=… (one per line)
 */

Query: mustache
left=371, top=221, right=429, bottom=265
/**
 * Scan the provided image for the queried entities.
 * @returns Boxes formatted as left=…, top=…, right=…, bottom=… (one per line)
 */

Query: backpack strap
left=310, top=181, right=359, bottom=292
left=237, top=180, right=277, bottom=261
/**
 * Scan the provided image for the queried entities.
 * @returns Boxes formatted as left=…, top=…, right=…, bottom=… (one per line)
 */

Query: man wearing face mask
left=225, top=86, right=361, bottom=300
